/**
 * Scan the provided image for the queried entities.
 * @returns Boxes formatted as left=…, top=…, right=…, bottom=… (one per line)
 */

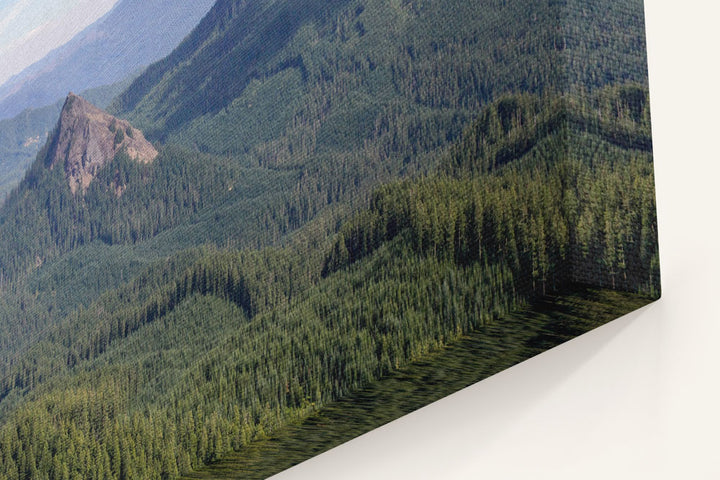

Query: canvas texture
left=0, top=0, right=659, bottom=478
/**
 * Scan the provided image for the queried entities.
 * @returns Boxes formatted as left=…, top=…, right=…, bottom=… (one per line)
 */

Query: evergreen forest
left=0, top=0, right=659, bottom=478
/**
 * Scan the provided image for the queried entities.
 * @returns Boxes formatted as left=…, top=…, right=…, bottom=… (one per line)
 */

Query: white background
left=275, top=1, right=720, bottom=478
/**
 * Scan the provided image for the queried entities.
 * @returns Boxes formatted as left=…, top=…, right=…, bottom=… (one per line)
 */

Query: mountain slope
left=0, top=1, right=657, bottom=479
left=47, top=94, right=157, bottom=194
left=0, top=0, right=216, bottom=120
left=0, top=86, right=659, bottom=480
left=0, top=0, right=655, bottom=412
left=113, top=0, right=649, bottom=150
left=0, top=75, right=137, bottom=201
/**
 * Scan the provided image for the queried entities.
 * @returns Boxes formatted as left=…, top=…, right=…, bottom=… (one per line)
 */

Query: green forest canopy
left=0, top=0, right=657, bottom=478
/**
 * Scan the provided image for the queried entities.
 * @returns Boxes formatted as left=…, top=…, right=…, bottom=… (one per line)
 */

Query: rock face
left=47, top=93, right=157, bottom=194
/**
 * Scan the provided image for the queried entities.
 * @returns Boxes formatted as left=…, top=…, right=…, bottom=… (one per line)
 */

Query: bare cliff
left=47, top=93, right=157, bottom=194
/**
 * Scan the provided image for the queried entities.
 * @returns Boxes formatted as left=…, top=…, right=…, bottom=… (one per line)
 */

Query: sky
left=0, top=0, right=120, bottom=87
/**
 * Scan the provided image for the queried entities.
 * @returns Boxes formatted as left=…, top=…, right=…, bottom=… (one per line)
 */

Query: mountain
left=47, top=93, right=157, bottom=194
left=0, top=0, right=215, bottom=201
left=113, top=0, right=649, bottom=150
left=0, top=0, right=216, bottom=121
left=0, top=76, right=137, bottom=200
left=0, top=1, right=658, bottom=479
left=0, top=86, right=660, bottom=480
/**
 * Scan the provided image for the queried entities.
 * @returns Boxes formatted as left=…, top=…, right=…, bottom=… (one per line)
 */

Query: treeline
left=0, top=146, right=238, bottom=280
left=325, top=87, right=659, bottom=295
left=324, top=141, right=657, bottom=295
left=115, top=0, right=651, bottom=172
left=0, top=86, right=659, bottom=480
left=440, top=84, right=652, bottom=178
left=0, top=244, right=519, bottom=480
left=0, top=0, right=653, bottom=368
left=0, top=0, right=657, bottom=476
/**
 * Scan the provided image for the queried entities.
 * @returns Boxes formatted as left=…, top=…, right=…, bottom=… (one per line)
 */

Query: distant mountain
left=0, top=0, right=216, bottom=120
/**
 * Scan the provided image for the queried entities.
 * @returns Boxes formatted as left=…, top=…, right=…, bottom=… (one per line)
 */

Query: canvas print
left=0, top=0, right=659, bottom=478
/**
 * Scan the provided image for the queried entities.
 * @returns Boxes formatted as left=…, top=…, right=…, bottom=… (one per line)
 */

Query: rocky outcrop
left=47, top=93, right=157, bottom=194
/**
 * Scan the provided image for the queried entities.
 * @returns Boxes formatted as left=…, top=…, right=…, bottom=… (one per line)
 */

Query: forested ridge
left=0, top=0, right=652, bottom=373
left=0, top=85, right=658, bottom=480
left=326, top=85, right=658, bottom=294
left=0, top=0, right=657, bottom=478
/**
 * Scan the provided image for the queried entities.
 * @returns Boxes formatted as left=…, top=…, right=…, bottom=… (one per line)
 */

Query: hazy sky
left=0, top=0, right=120, bottom=86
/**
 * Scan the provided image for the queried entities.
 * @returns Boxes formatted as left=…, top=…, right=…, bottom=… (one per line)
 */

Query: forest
left=0, top=0, right=658, bottom=478
left=0, top=84, right=658, bottom=480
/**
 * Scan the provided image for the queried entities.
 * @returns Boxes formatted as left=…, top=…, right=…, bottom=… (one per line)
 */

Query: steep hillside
left=47, top=94, right=157, bottom=194
left=0, top=0, right=216, bottom=120
left=0, top=1, right=657, bottom=479
left=0, top=77, right=136, bottom=201
left=0, top=0, right=216, bottom=199
left=0, top=0, right=653, bottom=360
left=0, top=86, right=659, bottom=479
left=113, top=0, right=649, bottom=152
